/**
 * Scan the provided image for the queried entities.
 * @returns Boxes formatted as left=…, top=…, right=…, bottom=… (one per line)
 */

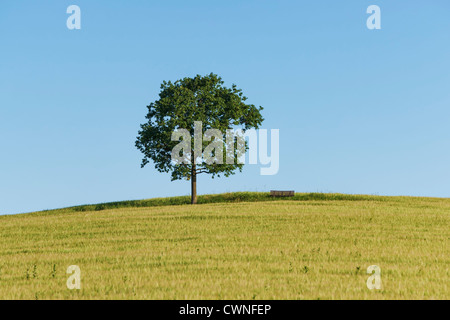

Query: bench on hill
left=270, top=190, right=295, bottom=197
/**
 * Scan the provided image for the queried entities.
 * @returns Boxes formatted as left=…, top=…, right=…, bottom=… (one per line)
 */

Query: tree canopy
left=135, top=73, right=264, bottom=204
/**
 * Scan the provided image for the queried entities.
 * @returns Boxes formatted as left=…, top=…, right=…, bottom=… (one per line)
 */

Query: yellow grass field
left=0, top=194, right=448, bottom=299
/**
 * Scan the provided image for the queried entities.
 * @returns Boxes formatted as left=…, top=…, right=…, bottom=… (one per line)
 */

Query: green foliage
left=135, top=73, right=264, bottom=181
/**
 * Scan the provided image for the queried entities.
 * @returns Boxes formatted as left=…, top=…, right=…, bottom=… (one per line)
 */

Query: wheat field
left=0, top=194, right=448, bottom=299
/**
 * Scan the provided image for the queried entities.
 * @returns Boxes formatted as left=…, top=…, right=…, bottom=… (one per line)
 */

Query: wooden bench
left=270, top=190, right=295, bottom=197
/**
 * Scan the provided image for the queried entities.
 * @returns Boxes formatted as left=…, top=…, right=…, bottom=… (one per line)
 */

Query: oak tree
left=135, top=73, right=264, bottom=204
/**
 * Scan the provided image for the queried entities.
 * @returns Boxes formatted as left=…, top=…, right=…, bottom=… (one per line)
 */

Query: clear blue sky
left=1, top=0, right=449, bottom=215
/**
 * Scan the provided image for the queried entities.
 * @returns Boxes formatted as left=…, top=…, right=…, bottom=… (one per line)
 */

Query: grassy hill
left=0, top=192, right=448, bottom=299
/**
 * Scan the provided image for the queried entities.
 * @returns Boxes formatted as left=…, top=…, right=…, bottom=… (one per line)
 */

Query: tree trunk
left=191, top=163, right=197, bottom=204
